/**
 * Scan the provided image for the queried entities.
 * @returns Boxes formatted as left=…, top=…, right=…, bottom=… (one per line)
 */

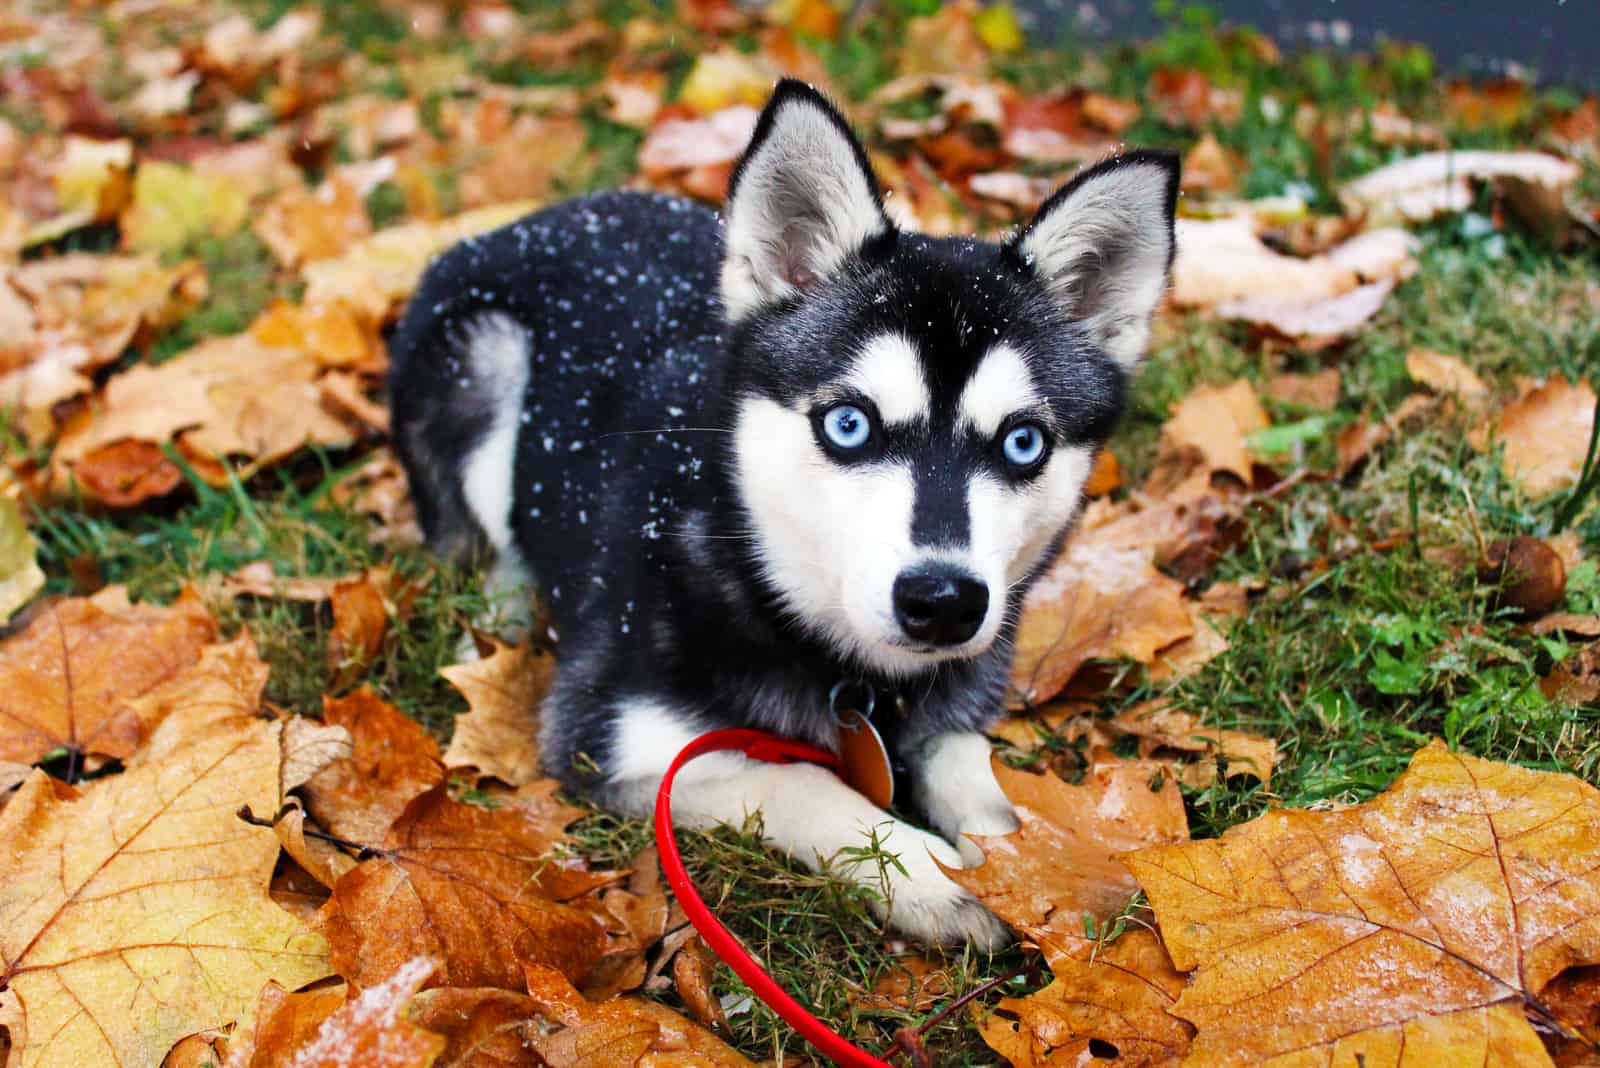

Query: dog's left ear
left=721, top=79, right=892, bottom=321
left=1010, top=150, right=1180, bottom=370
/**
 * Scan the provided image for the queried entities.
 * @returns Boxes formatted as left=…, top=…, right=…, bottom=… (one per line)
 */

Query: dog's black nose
left=893, top=566, right=988, bottom=647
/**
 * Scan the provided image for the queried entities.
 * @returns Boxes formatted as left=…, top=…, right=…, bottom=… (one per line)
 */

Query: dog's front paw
left=861, top=827, right=1011, bottom=951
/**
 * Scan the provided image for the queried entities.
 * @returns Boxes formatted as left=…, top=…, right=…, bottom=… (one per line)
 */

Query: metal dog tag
left=831, top=682, right=894, bottom=808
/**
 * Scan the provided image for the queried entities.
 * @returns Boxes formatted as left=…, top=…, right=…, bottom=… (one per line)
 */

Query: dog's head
left=722, top=80, right=1178, bottom=679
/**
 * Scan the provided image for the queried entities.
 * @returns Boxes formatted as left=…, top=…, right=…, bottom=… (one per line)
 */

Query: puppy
left=389, top=79, right=1178, bottom=947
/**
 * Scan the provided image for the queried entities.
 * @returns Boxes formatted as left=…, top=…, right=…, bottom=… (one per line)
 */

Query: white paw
left=848, top=826, right=1011, bottom=951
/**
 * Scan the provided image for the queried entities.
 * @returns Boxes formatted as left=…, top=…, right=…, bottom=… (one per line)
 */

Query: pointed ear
left=721, top=79, right=892, bottom=320
left=1010, top=150, right=1180, bottom=370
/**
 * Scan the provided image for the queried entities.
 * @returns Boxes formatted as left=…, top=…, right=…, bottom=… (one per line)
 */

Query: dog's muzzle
left=892, top=564, right=988, bottom=647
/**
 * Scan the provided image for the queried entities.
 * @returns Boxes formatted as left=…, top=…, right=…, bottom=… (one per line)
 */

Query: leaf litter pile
left=2, top=0, right=1599, bottom=1065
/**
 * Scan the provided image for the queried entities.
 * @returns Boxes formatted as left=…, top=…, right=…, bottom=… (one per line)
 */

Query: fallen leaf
left=301, top=202, right=534, bottom=321
left=1109, top=699, right=1276, bottom=788
left=856, top=954, right=952, bottom=1013
left=220, top=560, right=352, bottom=602
left=328, top=568, right=393, bottom=681
left=252, top=957, right=444, bottom=1068
left=303, top=687, right=443, bottom=845
left=121, top=631, right=270, bottom=766
left=1406, top=347, right=1490, bottom=401
left=222, top=980, right=349, bottom=1068
left=1124, top=742, right=1600, bottom=1066
left=1531, top=614, right=1600, bottom=639
left=676, top=50, right=774, bottom=115
left=523, top=963, right=756, bottom=1066
left=250, top=299, right=384, bottom=372
left=1181, top=132, right=1239, bottom=195
left=407, top=985, right=543, bottom=1067
left=1475, top=374, right=1597, bottom=497
left=979, top=927, right=1193, bottom=1067
left=1336, top=393, right=1435, bottom=478
left=1266, top=368, right=1341, bottom=411
left=946, top=756, right=1189, bottom=931
left=442, top=640, right=552, bottom=785
left=1158, top=379, right=1269, bottom=486
left=0, top=495, right=44, bottom=623
left=52, top=332, right=358, bottom=504
left=321, top=783, right=610, bottom=991
left=1173, top=217, right=1417, bottom=311
left=1009, top=523, right=1194, bottom=706
left=1342, top=149, right=1581, bottom=225
left=255, top=178, right=371, bottom=268
left=120, top=160, right=249, bottom=254
left=1220, top=278, right=1396, bottom=342
left=0, top=718, right=331, bottom=1068
left=0, top=586, right=217, bottom=764
left=639, top=106, right=759, bottom=176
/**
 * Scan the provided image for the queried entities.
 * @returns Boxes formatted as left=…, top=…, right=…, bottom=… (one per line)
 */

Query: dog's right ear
left=721, top=79, right=892, bottom=321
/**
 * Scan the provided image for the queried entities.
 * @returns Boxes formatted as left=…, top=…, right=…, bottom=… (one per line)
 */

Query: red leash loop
left=653, top=728, right=897, bottom=1068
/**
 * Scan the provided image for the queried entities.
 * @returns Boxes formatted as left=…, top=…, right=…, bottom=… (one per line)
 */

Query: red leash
left=653, top=728, right=897, bottom=1068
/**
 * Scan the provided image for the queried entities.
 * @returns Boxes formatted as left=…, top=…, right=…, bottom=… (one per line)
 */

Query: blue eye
left=822, top=404, right=872, bottom=450
left=1003, top=424, right=1046, bottom=467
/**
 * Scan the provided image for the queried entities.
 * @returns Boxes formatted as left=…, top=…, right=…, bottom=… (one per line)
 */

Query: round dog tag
left=837, top=709, right=894, bottom=809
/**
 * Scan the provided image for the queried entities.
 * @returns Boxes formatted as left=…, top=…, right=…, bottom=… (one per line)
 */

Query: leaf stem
left=236, top=804, right=385, bottom=860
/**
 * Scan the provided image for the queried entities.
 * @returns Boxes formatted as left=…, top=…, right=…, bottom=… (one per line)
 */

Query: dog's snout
left=893, top=566, right=988, bottom=646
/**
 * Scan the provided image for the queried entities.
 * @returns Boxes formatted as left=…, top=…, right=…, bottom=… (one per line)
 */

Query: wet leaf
left=223, top=980, right=349, bottom=1068
left=0, top=717, right=331, bottom=1068
left=946, top=756, right=1189, bottom=932
left=442, top=640, right=552, bottom=786
left=407, top=985, right=543, bottom=1067
left=247, top=957, right=444, bottom=1068
left=321, top=782, right=610, bottom=992
left=979, top=928, right=1192, bottom=1067
left=1124, top=742, right=1600, bottom=1065
left=0, top=586, right=216, bottom=764
left=522, top=963, right=756, bottom=1066
left=302, top=687, right=443, bottom=845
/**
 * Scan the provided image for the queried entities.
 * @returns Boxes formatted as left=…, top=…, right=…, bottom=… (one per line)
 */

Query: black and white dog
left=390, top=80, right=1177, bottom=947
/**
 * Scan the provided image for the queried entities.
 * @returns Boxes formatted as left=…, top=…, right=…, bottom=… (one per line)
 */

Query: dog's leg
left=906, top=731, right=1019, bottom=868
left=602, top=706, right=1008, bottom=949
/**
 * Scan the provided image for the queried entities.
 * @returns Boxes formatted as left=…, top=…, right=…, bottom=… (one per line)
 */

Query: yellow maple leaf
left=1124, top=742, right=1600, bottom=1066
left=0, top=717, right=331, bottom=1067
left=120, top=161, right=250, bottom=254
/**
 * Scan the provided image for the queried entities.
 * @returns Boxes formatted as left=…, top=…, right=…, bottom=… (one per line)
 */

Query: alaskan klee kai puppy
left=390, top=79, right=1178, bottom=947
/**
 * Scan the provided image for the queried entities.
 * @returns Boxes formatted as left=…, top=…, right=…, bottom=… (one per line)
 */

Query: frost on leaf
left=0, top=718, right=331, bottom=1068
left=1123, top=742, right=1600, bottom=1066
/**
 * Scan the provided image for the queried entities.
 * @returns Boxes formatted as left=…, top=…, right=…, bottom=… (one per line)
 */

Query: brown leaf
left=0, top=717, right=331, bottom=1068
left=0, top=585, right=216, bottom=764
left=1124, top=742, right=1600, bottom=1065
left=1341, top=149, right=1579, bottom=225
left=979, top=928, right=1192, bottom=1067
left=303, top=687, right=444, bottom=845
left=52, top=333, right=357, bottom=504
left=254, top=178, right=371, bottom=268
left=223, top=980, right=349, bottom=1068
left=946, top=757, right=1189, bottom=932
left=523, top=963, right=756, bottom=1066
left=1158, top=379, right=1269, bottom=486
left=321, top=783, right=609, bottom=992
left=1475, top=374, right=1598, bottom=497
left=1009, top=521, right=1194, bottom=706
left=1267, top=368, right=1342, bottom=411
left=275, top=799, right=359, bottom=890
left=253, top=957, right=445, bottom=1068
left=328, top=568, right=392, bottom=681
left=1173, top=218, right=1416, bottom=312
left=407, top=986, right=543, bottom=1067
left=250, top=298, right=384, bottom=372
left=442, top=640, right=552, bottom=785
left=1109, top=699, right=1276, bottom=788
left=673, top=936, right=729, bottom=1033
left=220, top=560, right=352, bottom=602
left=1180, top=132, right=1239, bottom=195
left=857, top=954, right=952, bottom=1014
left=1407, top=347, right=1490, bottom=402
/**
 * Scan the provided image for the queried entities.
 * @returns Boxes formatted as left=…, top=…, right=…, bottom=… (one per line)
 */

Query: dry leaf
left=1406, top=347, right=1490, bottom=401
left=52, top=333, right=357, bottom=504
left=303, top=687, right=443, bottom=845
left=1009, top=523, right=1194, bottom=706
left=947, top=757, right=1189, bottom=931
left=0, top=586, right=216, bottom=764
left=223, top=980, right=349, bottom=1068
left=328, top=568, right=393, bottom=680
left=220, top=560, right=352, bottom=602
left=321, top=782, right=609, bottom=992
left=979, top=927, right=1192, bottom=1067
left=1181, top=132, right=1239, bottom=195
left=442, top=640, right=552, bottom=785
left=1109, top=699, right=1276, bottom=788
left=1124, top=742, right=1600, bottom=1065
left=1266, top=368, right=1341, bottom=410
left=1476, top=374, right=1597, bottom=497
left=1173, top=217, right=1417, bottom=311
left=1159, top=379, right=1269, bottom=486
left=0, top=495, right=43, bottom=623
left=275, top=799, right=359, bottom=890
left=407, top=985, right=543, bottom=1067
left=122, top=631, right=270, bottom=767
left=255, top=957, right=444, bottom=1068
left=673, top=936, right=729, bottom=1033
left=1342, top=149, right=1580, bottom=225
left=120, top=160, right=249, bottom=254
left=255, top=178, right=372, bottom=268
left=0, top=718, right=331, bottom=1068
left=523, top=963, right=756, bottom=1067
left=250, top=298, right=384, bottom=372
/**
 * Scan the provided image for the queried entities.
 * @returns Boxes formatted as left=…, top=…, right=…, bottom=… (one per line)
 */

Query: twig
left=876, top=959, right=1042, bottom=1062
left=236, top=804, right=384, bottom=860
